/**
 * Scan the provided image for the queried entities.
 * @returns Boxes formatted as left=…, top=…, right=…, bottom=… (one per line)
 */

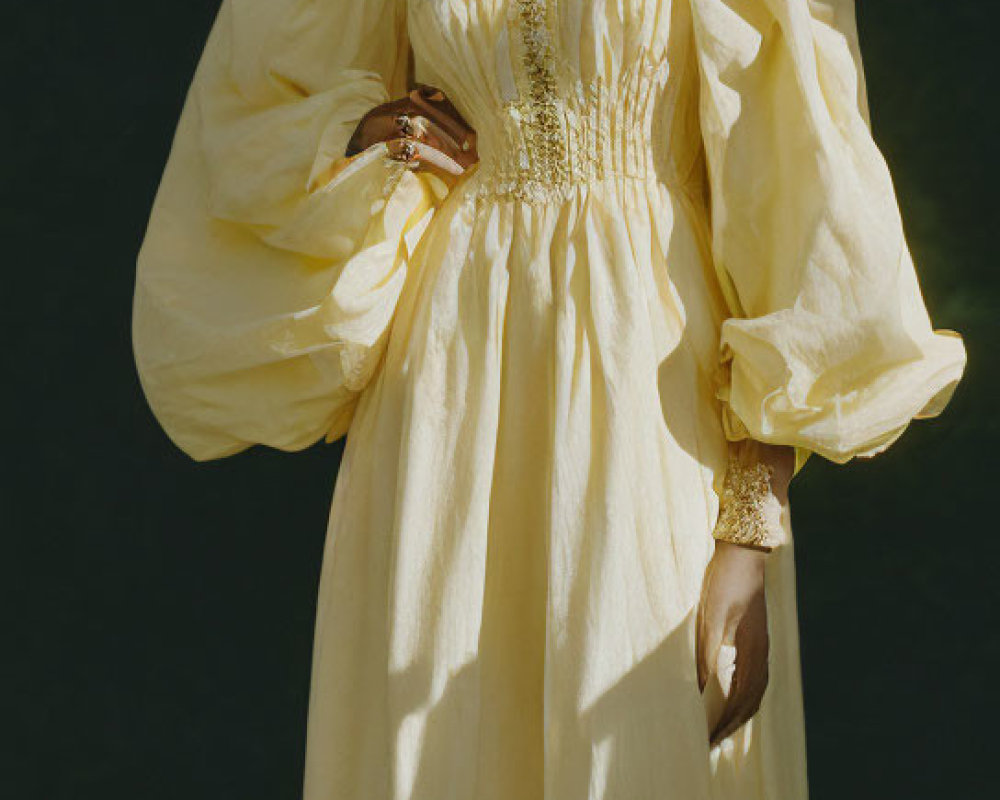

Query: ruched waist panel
left=472, top=56, right=667, bottom=204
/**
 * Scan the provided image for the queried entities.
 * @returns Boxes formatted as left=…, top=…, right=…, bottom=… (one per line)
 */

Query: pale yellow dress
left=132, top=0, right=966, bottom=797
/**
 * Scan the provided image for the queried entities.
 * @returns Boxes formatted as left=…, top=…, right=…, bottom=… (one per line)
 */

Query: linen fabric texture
left=132, top=0, right=966, bottom=797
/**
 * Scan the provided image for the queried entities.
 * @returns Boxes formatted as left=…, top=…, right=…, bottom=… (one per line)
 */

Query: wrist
left=713, top=540, right=770, bottom=570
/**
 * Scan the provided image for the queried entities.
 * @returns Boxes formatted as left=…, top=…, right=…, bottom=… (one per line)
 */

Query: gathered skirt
left=301, top=176, right=808, bottom=799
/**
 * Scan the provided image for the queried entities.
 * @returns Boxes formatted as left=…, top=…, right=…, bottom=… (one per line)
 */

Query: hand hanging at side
left=696, top=440, right=794, bottom=746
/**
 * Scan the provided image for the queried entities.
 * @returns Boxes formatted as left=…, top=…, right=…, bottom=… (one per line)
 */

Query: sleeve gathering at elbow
left=132, top=0, right=450, bottom=461
left=690, top=0, right=966, bottom=464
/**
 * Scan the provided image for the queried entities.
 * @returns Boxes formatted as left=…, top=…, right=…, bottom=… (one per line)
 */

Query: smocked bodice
left=409, top=0, right=676, bottom=202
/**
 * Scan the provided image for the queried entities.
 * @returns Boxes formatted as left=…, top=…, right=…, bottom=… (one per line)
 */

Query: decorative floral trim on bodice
left=473, top=0, right=669, bottom=203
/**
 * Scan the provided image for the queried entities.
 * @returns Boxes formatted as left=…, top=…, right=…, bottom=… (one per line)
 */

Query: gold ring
left=389, top=139, right=418, bottom=163
left=395, top=114, right=415, bottom=137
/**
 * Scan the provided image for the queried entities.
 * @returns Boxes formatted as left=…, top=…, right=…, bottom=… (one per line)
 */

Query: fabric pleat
left=133, top=1, right=965, bottom=798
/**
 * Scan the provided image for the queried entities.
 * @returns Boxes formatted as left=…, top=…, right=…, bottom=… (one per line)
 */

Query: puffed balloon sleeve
left=132, top=0, right=445, bottom=461
left=690, top=0, right=966, bottom=463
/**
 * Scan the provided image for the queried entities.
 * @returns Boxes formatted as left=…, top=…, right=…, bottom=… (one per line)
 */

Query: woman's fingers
left=408, top=85, right=478, bottom=159
left=415, top=117, right=478, bottom=169
left=710, top=662, right=767, bottom=744
left=696, top=565, right=726, bottom=692
left=696, top=596, right=710, bottom=692
left=385, top=137, right=418, bottom=164
left=709, top=588, right=770, bottom=745
left=350, top=90, right=478, bottom=168
left=350, top=111, right=404, bottom=154
left=706, top=632, right=743, bottom=743
left=390, top=108, right=477, bottom=171
left=385, top=138, right=466, bottom=177
left=370, top=107, right=475, bottom=180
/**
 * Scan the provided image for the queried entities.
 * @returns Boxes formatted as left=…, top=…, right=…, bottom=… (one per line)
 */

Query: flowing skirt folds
left=301, top=180, right=808, bottom=800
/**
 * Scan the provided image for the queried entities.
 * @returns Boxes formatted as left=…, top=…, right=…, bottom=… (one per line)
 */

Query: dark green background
left=4, top=1, right=997, bottom=797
